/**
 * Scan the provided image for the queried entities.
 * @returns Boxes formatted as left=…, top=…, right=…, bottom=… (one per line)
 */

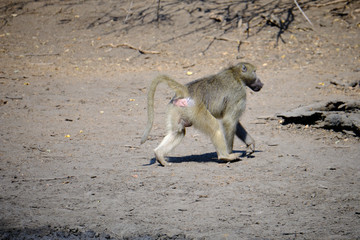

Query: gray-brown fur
left=141, top=62, right=263, bottom=166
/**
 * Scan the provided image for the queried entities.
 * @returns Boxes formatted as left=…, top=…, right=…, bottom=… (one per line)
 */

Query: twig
left=202, top=37, right=216, bottom=54
left=6, top=96, right=23, bottom=100
left=99, top=43, right=160, bottom=54
left=294, top=0, right=313, bottom=27
left=23, top=53, right=60, bottom=57
left=156, top=0, right=161, bottom=22
left=206, top=36, right=241, bottom=43
left=11, top=176, right=75, bottom=183
left=203, top=36, right=247, bottom=54
left=124, top=145, right=139, bottom=149
left=123, top=1, right=133, bottom=24
left=312, top=0, right=348, bottom=7
left=283, top=232, right=304, bottom=236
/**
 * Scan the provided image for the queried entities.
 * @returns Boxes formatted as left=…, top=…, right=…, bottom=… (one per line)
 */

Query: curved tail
left=140, top=75, right=188, bottom=144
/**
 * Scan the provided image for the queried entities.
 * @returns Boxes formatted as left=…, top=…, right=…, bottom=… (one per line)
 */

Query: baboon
left=141, top=62, right=263, bottom=166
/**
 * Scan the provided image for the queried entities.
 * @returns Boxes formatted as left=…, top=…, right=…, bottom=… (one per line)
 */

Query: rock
left=277, top=99, right=360, bottom=136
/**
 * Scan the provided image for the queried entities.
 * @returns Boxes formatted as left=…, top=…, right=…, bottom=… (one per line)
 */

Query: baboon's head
left=237, top=62, right=264, bottom=92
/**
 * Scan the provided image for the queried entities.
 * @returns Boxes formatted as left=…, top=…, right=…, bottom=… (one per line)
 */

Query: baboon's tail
left=140, top=75, right=188, bottom=144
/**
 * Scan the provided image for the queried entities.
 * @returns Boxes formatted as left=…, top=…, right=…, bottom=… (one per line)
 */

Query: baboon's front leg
left=236, top=122, right=255, bottom=155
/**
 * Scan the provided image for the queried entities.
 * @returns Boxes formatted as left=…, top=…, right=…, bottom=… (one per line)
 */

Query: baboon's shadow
left=145, top=150, right=259, bottom=166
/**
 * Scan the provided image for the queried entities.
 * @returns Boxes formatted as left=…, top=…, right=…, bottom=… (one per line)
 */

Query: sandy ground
left=0, top=0, right=359, bottom=239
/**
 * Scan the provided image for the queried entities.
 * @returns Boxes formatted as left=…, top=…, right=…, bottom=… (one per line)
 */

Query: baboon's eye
left=241, top=65, right=247, bottom=72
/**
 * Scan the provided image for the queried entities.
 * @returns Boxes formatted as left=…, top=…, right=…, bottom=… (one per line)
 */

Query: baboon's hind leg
left=154, top=129, right=185, bottom=166
left=154, top=108, right=186, bottom=166
left=221, top=117, right=237, bottom=154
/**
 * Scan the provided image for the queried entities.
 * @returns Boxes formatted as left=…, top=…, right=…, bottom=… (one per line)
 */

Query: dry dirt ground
left=0, top=0, right=360, bottom=239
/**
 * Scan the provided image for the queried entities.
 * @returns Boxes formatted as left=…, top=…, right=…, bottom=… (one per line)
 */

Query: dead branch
left=202, top=36, right=249, bottom=54
left=124, top=145, right=139, bottom=149
left=206, top=36, right=241, bottom=43
left=123, top=1, right=133, bottom=24
left=156, top=0, right=161, bottom=22
left=312, top=0, right=349, bottom=7
left=99, top=43, right=160, bottom=54
left=23, top=53, right=60, bottom=57
left=294, top=0, right=313, bottom=27
left=11, top=176, right=75, bottom=183
left=202, top=37, right=216, bottom=54
left=6, top=96, right=23, bottom=100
